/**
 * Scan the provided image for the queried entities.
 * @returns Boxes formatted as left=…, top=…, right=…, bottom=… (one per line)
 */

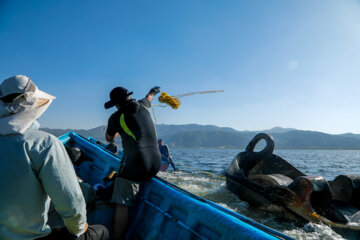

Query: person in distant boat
left=0, top=75, right=109, bottom=240
left=104, top=85, right=162, bottom=239
left=158, top=139, right=177, bottom=171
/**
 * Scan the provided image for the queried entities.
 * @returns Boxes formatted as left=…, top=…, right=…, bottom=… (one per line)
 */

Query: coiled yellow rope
left=158, top=90, right=225, bottom=109
left=158, top=92, right=181, bottom=109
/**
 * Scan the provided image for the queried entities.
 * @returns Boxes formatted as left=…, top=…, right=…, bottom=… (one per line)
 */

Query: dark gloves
left=149, top=86, right=161, bottom=95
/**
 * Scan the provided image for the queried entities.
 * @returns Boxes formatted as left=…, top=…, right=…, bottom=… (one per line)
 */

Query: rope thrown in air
left=158, top=90, right=225, bottom=109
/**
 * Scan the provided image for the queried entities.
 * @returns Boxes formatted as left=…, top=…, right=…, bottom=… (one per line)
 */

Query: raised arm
left=145, top=86, right=161, bottom=103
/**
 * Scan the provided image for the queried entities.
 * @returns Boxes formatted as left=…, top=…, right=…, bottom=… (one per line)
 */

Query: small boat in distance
left=57, top=132, right=293, bottom=240
left=159, top=161, right=170, bottom=171
left=223, top=133, right=360, bottom=240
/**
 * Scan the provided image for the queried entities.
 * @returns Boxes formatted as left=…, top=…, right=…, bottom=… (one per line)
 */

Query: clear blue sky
left=1, top=0, right=359, bottom=134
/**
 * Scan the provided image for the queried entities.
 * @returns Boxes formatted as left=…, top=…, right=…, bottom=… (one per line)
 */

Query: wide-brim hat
left=104, top=86, right=133, bottom=109
left=0, top=75, right=56, bottom=135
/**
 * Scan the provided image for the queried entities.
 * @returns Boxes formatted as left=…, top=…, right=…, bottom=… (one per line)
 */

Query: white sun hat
left=0, top=75, right=56, bottom=135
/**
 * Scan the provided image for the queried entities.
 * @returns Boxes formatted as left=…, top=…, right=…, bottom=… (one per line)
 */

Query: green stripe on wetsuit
left=120, top=103, right=157, bottom=140
left=120, top=113, right=136, bottom=140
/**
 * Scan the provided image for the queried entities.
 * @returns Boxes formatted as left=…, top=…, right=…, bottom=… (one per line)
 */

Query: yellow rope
left=158, top=90, right=225, bottom=109
left=152, top=103, right=168, bottom=108
left=151, top=104, right=157, bottom=124
left=176, top=163, right=225, bottom=180
left=175, top=90, right=225, bottom=98
left=158, top=92, right=181, bottom=109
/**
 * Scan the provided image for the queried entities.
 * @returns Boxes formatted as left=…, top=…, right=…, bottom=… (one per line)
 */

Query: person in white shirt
left=0, top=75, right=108, bottom=240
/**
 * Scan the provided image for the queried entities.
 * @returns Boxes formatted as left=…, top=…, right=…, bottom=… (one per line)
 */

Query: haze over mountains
left=41, top=124, right=360, bottom=150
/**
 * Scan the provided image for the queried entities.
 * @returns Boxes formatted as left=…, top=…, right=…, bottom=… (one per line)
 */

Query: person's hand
left=149, top=86, right=161, bottom=95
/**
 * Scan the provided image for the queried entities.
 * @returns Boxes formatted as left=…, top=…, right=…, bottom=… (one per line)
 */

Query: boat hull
left=223, top=133, right=360, bottom=239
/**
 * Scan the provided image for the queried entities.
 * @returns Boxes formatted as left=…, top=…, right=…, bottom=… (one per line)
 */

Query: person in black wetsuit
left=104, top=86, right=161, bottom=240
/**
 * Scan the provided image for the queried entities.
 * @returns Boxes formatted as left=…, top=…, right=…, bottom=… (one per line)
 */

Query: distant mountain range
left=41, top=124, right=360, bottom=150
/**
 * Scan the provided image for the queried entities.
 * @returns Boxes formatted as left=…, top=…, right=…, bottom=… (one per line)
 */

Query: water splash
left=347, top=211, right=360, bottom=226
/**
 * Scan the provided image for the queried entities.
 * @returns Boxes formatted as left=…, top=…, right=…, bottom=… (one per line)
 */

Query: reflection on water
left=158, top=148, right=360, bottom=240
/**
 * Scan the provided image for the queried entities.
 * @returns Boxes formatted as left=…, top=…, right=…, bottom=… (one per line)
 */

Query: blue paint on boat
left=59, top=132, right=294, bottom=240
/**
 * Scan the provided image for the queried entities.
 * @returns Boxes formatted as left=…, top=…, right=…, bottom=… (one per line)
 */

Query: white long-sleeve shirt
left=0, top=126, right=86, bottom=240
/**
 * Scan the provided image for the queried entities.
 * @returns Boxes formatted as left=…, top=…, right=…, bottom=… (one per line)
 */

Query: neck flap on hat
left=0, top=88, right=55, bottom=135
left=0, top=99, right=53, bottom=135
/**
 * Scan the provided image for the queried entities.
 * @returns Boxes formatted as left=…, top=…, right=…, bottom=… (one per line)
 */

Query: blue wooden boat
left=58, top=132, right=293, bottom=240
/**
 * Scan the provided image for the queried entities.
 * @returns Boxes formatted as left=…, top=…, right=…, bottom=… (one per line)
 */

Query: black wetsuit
left=106, top=98, right=161, bottom=182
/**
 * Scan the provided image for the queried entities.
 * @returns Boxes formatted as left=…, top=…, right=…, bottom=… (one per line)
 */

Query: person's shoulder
left=24, top=128, right=56, bottom=139
left=110, top=110, right=121, bottom=117
left=138, top=98, right=151, bottom=109
left=125, top=99, right=140, bottom=113
left=108, top=110, right=121, bottom=121
left=138, top=98, right=150, bottom=105
left=23, top=128, right=61, bottom=145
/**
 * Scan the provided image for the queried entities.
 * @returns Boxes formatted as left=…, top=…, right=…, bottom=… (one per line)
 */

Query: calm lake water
left=158, top=148, right=360, bottom=240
